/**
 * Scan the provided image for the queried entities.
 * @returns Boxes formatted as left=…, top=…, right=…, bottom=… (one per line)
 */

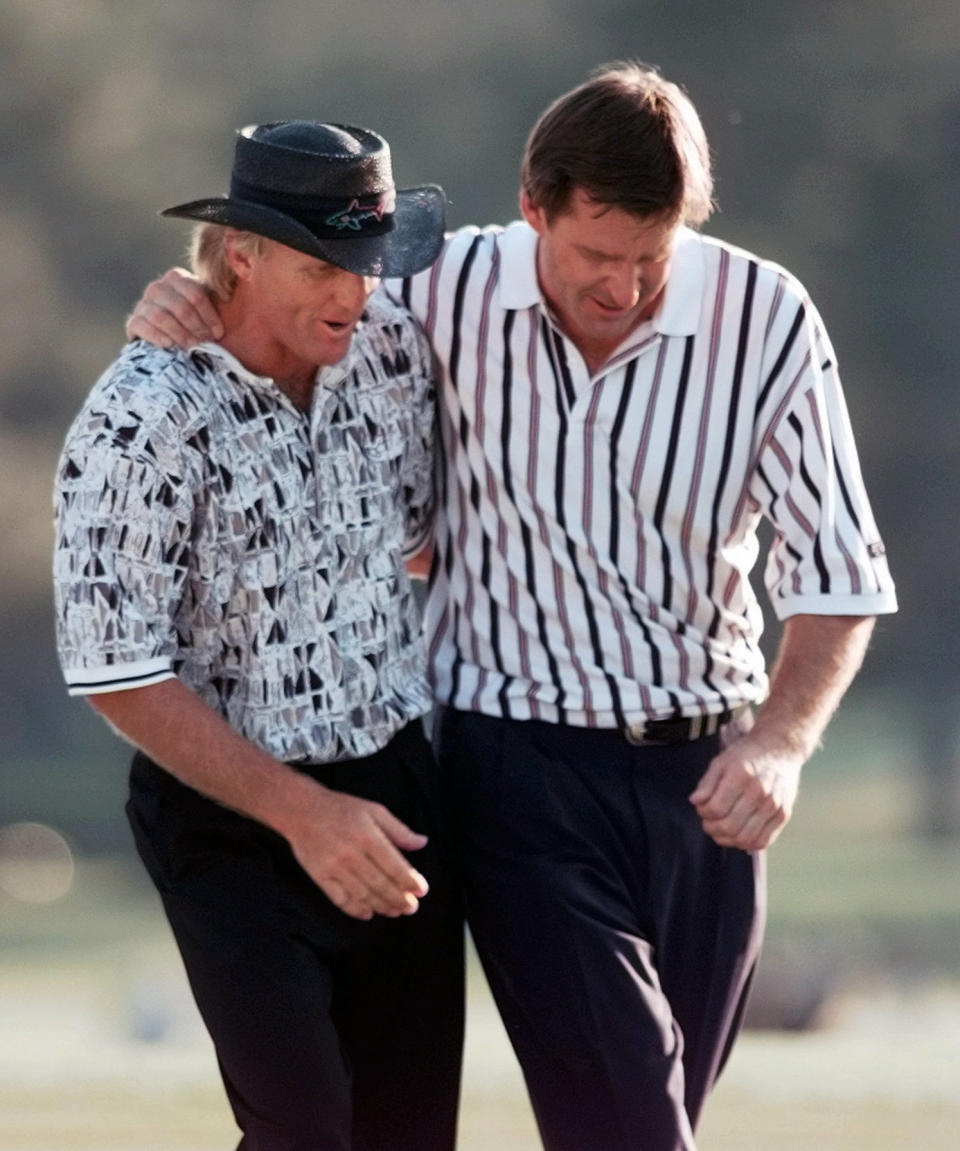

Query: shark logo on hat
left=325, top=192, right=396, bottom=232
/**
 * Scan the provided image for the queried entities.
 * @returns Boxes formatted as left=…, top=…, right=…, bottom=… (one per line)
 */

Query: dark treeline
left=2, top=0, right=957, bottom=845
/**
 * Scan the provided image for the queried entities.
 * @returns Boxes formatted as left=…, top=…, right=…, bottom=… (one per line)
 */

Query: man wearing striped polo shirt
left=404, top=65, right=894, bottom=1149
left=127, top=63, right=896, bottom=1151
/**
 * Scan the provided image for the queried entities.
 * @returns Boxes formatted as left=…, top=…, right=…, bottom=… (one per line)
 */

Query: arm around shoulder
left=124, top=267, right=224, bottom=348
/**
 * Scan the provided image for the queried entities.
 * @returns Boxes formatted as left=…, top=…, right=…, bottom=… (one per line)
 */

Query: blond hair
left=189, top=224, right=267, bottom=300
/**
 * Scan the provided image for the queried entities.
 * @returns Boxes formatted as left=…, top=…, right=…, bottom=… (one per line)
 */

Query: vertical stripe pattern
left=389, top=223, right=896, bottom=727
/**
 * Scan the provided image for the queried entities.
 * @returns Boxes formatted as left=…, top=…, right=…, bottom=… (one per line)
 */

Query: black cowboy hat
left=161, top=121, right=446, bottom=278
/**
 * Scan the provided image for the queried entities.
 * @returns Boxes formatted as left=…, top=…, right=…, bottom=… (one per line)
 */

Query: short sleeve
left=749, top=284, right=897, bottom=619
left=53, top=402, right=196, bottom=695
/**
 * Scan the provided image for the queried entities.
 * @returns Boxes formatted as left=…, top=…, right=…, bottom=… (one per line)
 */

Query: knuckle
left=331, top=846, right=357, bottom=871
left=358, top=830, right=382, bottom=855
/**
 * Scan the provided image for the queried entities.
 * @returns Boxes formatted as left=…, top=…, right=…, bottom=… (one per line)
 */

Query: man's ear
left=520, top=190, right=548, bottom=236
left=223, top=230, right=259, bottom=281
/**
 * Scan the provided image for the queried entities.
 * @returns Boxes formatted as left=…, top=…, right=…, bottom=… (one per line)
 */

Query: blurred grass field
left=2, top=710, right=959, bottom=1150
left=1, top=880, right=957, bottom=1151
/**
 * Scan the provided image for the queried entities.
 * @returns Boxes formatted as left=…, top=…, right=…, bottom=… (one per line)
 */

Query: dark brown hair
left=521, top=61, right=714, bottom=226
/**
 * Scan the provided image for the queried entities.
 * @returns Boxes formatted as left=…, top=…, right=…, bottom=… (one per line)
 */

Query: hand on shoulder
left=126, top=267, right=223, bottom=348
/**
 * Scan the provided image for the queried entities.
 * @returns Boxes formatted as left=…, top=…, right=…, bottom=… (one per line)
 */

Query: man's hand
left=689, top=733, right=802, bottom=851
left=688, top=614, right=874, bottom=852
left=282, top=779, right=430, bottom=920
left=125, top=267, right=223, bottom=347
left=90, top=679, right=430, bottom=922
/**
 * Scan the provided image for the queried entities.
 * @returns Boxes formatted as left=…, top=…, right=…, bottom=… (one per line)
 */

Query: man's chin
left=581, top=311, right=639, bottom=341
left=313, top=326, right=358, bottom=365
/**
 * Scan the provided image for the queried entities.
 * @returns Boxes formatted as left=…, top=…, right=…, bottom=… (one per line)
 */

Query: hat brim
left=161, top=185, right=445, bottom=278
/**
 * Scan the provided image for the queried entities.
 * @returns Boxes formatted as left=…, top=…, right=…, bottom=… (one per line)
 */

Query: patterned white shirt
left=54, top=290, right=436, bottom=763
left=389, top=222, right=897, bottom=728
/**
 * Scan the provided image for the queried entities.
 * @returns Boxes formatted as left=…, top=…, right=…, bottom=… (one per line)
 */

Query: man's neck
left=537, top=276, right=665, bottom=378
left=215, top=301, right=317, bottom=412
left=555, top=299, right=662, bottom=378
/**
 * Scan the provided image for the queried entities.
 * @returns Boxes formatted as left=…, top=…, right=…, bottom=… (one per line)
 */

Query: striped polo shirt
left=388, top=221, right=897, bottom=728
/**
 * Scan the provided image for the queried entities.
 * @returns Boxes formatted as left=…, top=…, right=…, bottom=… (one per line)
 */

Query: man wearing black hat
left=53, top=121, right=462, bottom=1151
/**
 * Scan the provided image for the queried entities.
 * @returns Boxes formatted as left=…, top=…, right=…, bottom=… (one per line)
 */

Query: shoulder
left=357, top=287, right=434, bottom=375
left=382, top=223, right=507, bottom=299
left=697, top=232, right=812, bottom=311
left=362, top=284, right=420, bottom=333
left=436, top=223, right=508, bottom=278
left=61, top=342, right=223, bottom=469
left=420, top=223, right=513, bottom=311
left=79, top=341, right=224, bottom=416
left=443, top=222, right=505, bottom=256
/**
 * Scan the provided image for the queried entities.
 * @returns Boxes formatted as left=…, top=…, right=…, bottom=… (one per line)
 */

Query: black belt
left=623, top=705, right=750, bottom=746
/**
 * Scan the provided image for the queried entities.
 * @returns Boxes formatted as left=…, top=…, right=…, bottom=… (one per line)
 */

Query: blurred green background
left=1, top=1, right=958, bottom=1147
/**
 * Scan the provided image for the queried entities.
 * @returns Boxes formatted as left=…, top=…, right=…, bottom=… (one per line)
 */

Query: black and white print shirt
left=390, top=223, right=897, bottom=728
left=54, top=290, right=436, bottom=763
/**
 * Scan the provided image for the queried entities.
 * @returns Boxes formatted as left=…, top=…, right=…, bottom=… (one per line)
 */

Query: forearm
left=89, top=677, right=311, bottom=840
left=750, top=613, right=875, bottom=762
left=90, top=676, right=430, bottom=918
left=691, top=613, right=875, bottom=850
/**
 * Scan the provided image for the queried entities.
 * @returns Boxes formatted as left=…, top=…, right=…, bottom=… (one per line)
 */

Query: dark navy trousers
left=434, top=708, right=765, bottom=1151
left=127, top=722, right=464, bottom=1151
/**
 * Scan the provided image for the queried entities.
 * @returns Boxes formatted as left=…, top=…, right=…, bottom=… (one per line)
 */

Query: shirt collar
left=192, top=341, right=271, bottom=387
left=655, top=227, right=704, bottom=337
left=496, top=220, right=705, bottom=338
left=497, top=220, right=543, bottom=310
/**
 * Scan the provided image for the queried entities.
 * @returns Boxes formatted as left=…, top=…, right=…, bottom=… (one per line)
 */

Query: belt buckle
left=624, top=722, right=650, bottom=746
left=624, top=717, right=682, bottom=746
left=623, top=710, right=732, bottom=746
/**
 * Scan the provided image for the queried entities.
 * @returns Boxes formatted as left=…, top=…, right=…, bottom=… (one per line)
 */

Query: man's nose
left=604, top=266, right=640, bottom=309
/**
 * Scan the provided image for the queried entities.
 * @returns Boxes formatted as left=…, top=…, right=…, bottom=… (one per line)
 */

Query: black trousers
left=126, top=722, right=464, bottom=1151
left=434, top=708, right=765, bottom=1151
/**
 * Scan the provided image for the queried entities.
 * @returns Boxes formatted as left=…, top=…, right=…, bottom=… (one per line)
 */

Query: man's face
left=522, top=187, right=679, bottom=361
left=239, top=238, right=378, bottom=372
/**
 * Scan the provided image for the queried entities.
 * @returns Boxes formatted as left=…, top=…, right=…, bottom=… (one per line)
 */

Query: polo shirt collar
left=498, top=220, right=542, bottom=310
left=497, top=220, right=705, bottom=338
left=655, top=227, right=703, bottom=337
left=193, top=341, right=273, bottom=388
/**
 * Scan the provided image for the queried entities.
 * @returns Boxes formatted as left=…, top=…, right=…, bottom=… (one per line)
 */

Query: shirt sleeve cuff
left=63, top=657, right=176, bottom=697
left=771, top=590, right=899, bottom=622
